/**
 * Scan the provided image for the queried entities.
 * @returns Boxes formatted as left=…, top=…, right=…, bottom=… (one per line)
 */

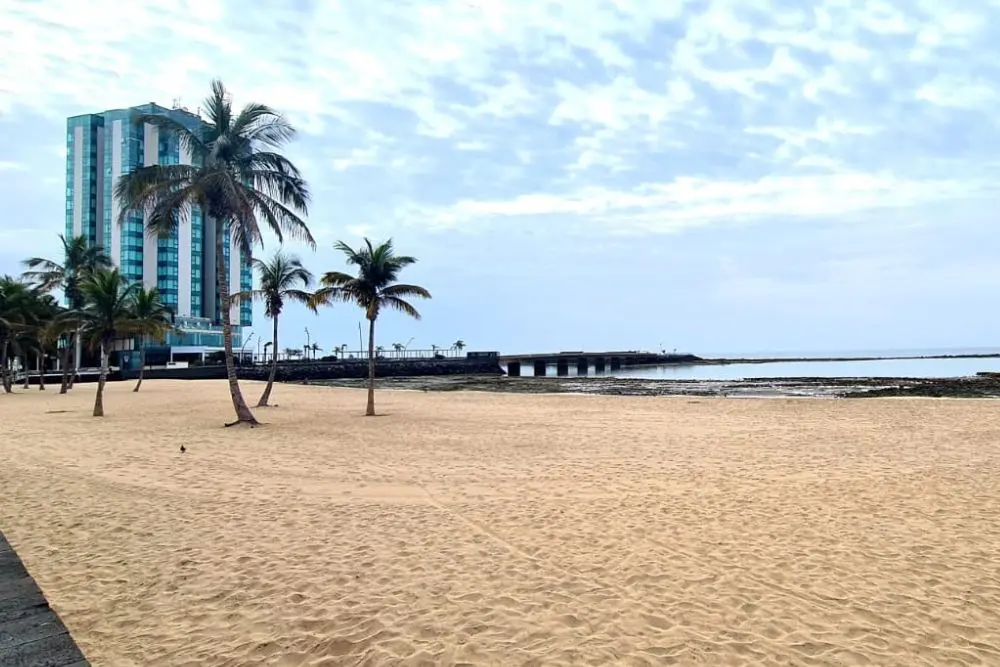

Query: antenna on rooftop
left=172, top=97, right=182, bottom=109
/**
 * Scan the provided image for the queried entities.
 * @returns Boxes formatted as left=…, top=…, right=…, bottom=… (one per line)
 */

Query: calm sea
left=501, top=348, right=1000, bottom=381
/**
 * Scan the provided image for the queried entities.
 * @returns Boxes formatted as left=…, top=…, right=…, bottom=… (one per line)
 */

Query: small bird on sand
left=179, top=444, right=186, bottom=454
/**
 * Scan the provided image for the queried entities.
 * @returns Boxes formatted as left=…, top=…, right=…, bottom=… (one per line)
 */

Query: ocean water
left=501, top=349, right=1000, bottom=381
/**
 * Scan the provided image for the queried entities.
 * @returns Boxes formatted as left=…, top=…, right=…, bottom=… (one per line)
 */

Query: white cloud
left=916, top=75, right=998, bottom=109
left=405, top=171, right=986, bottom=235
left=746, top=117, right=880, bottom=162
left=2, top=0, right=1000, bottom=244
left=456, top=140, right=490, bottom=151
left=550, top=78, right=696, bottom=131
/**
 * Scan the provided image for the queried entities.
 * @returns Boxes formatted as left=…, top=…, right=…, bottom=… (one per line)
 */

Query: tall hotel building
left=66, top=103, right=252, bottom=361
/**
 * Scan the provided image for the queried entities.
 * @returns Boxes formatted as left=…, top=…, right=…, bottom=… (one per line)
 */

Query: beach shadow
left=223, top=420, right=268, bottom=428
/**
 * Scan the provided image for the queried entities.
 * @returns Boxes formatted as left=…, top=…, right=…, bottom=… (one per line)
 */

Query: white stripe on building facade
left=230, top=239, right=241, bottom=325
left=141, top=123, right=159, bottom=290
left=72, top=125, right=83, bottom=238
left=202, top=217, right=218, bottom=323
left=94, top=124, right=104, bottom=248
left=177, top=141, right=193, bottom=318
left=110, top=120, right=122, bottom=268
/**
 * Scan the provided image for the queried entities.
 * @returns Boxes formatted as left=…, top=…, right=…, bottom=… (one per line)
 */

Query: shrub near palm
left=311, top=238, right=430, bottom=416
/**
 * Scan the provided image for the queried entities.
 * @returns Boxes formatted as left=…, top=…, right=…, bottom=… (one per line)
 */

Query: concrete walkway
left=0, top=531, right=89, bottom=666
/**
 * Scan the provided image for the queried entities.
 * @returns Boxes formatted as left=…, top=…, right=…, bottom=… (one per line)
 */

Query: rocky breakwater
left=842, top=373, right=1000, bottom=398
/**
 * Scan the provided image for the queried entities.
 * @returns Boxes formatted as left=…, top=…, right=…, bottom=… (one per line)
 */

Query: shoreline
left=309, top=373, right=1000, bottom=399
left=671, top=352, right=1000, bottom=366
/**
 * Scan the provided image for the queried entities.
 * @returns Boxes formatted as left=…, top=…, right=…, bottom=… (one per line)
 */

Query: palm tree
left=392, top=342, right=404, bottom=358
left=0, top=276, right=33, bottom=393
left=130, top=286, right=173, bottom=392
left=16, top=290, right=63, bottom=391
left=235, top=252, right=312, bottom=407
left=113, top=79, right=313, bottom=427
left=311, top=238, right=431, bottom=416
left=23, top=234, right=112, bottom=393
left=453, top=339, right=466, bottom=353
left=0, top=278, right=61, bottom=393
left=308, top=342, right=321, bottom=359
left=283, top=347, right=301, bottom=360
left=33, top=307, right=66, bottom=391
left=78, top=269, right=140, bottom=417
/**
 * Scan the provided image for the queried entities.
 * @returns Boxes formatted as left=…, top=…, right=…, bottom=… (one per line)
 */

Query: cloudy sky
left=2, top=0, right=1000, bottom=356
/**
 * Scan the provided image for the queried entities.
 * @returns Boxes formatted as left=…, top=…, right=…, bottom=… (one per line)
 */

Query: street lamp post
left=240, top=332, right=255, bottom=365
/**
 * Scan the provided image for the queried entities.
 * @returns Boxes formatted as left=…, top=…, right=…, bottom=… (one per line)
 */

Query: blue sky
left=2, top=0, right=1000, bottom=356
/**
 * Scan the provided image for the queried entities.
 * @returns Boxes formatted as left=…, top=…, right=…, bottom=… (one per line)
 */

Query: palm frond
left=231, top=104, right=297, bottom=148
left=246, top=168, right=311, bottom=218
left=242, top=185, right=314, bottom=249
left=22, top=257, right=63, bottom=273
left=205, top=79, right=233, bottom=136
left=229, top=289, right=262, bottom=306
left=146, top=180, right=206, bottom=239
left=318, top=271, right=357, bottom=288
left=284, top=289, right=314, bottom=305
left=114, top=164, right=198, bottom=227
left=381, top=283, right=432, bottom=300
left=20, top=259, right=65, bottom=292
left=21, top=234, right=110, bottom=303
left=333, top=241, right=366, bottom=267
left=308, top=286, right=353, bottom=311
left=382, top=296, right=422, bottom=320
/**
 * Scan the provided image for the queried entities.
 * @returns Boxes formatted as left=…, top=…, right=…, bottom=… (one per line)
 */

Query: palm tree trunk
left=257, top=315, right=279, bottom=407
left=0, top=341, right=10, bottom=394
left=133, top=344, right=145, bottom=392
left=93, top=341, right=107, bottom=417
left=366, top=317, right=376, bottom=416
left=59, top=334, right=71, bottom=393
left=68, top=326, right=81, bottom=389
left=37, top=353, right=45, bottom=391
left=22, top=354, right=29, bottom=389
left=216, top=226, right=259, bottom=427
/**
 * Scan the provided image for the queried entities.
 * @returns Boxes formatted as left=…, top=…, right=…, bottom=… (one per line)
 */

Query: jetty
left=0, top=531, right=89, bottom=666
left=498, top=351, right=701, bottom=376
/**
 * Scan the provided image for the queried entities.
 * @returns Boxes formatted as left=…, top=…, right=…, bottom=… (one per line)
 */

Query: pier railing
left=233, top=347, right=473, bottom=365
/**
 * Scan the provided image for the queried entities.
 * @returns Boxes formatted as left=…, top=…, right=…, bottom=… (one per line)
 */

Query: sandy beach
left=2, top=380, right=1000, bottom=666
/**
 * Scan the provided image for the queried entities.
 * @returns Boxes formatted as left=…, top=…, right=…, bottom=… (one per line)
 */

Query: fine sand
left=2, top=381, right=1000, bottom=666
